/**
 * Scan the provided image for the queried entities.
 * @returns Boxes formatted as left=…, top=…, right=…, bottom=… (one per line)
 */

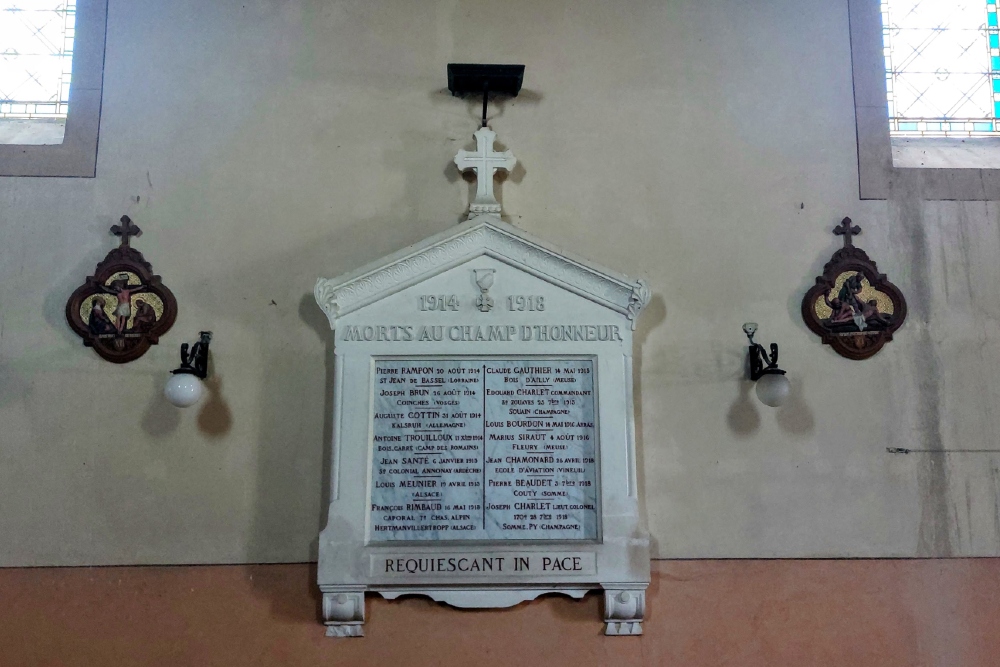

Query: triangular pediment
left=314, top=215, right=649, bottom=329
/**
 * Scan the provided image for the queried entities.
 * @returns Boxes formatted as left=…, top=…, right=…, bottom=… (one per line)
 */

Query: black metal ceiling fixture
left=447, top=63, right=525, bottom=127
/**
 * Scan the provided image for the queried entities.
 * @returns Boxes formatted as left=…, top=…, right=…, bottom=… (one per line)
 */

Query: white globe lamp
left=164, top=373, right=205, bottom=408
left=755, top=372, right=791, bottom=408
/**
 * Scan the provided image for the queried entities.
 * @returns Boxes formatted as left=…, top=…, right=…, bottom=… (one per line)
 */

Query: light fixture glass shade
left=164, top=373, right=205, bottom=408
left=755, top=373, right=790, bottom=407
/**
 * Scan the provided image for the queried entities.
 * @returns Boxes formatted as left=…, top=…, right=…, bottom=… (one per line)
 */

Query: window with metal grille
left=0, top=0, right=105, bottom=177
left=882, top=0, right=1000, bottom=137
left=0, top=1, right=76, bottom=145
left=851, top=0, right=1000, bottom=198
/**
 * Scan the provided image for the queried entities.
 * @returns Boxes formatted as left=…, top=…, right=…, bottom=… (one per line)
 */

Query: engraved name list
left=369, top=357, right=599, bottom=542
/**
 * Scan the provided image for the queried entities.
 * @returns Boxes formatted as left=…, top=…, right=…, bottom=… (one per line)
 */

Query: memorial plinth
left=315, top=215, right=650, bottom=636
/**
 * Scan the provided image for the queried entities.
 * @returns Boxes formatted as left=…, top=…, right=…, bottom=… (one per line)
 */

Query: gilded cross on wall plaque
left=801, top=217, right=907, bottom=360
left=66, top=215, right=178, bottom=363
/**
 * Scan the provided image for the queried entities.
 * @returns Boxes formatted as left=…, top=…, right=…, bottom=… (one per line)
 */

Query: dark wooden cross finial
left=833, top=217, right=861, bottom=247
left=110, top=215, right=142, bottom=249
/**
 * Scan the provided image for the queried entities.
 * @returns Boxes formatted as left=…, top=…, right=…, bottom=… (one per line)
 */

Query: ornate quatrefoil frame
left=66, top=216, right=178, bottom=363
left=801, top=218, right=907, bottom=361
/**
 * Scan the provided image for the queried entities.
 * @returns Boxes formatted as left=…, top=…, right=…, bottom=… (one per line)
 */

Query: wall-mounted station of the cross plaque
left=312, top=63, right=650, bottom=638
left=66, top=215, right=177, bottom=363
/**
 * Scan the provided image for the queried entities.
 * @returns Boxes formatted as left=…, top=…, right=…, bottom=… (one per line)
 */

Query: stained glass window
left=0, top=1, right=75, bottom=121
left=882, top=1, right=1000, bottom=136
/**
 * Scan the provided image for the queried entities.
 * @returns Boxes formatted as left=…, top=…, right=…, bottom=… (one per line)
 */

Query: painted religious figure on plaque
left=801, top=218, right=907, bottom=360
left=66, top=215, right=177, bottom=363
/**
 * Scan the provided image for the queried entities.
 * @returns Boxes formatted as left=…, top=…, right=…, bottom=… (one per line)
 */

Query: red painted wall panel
left=2, top=560, right=999, bottom=666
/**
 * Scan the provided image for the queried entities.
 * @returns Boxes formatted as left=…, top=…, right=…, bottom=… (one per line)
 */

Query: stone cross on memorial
left=454, top=127, right=516, bottom=215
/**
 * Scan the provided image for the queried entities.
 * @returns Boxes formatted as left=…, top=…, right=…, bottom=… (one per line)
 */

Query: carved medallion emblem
left=65, top=215, right=178, bottom=363
left=801, top=218, right=907, bottom=360
left=473, top=268, right=496, bottom=312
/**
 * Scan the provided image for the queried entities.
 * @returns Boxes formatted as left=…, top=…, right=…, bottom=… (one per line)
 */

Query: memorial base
left=322, top=586, right=366, bottom=637
left=321, top=583, right=647, bottom=637
left=603, top=586, right=647, bottom=635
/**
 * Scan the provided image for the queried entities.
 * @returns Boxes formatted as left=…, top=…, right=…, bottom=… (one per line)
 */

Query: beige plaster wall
left=1, top=0, right=999, bottom=565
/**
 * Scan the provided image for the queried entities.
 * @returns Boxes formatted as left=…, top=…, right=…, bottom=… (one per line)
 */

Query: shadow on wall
left=727, top=378, right=761, bottom=438
left=298, top=289, right=335, bottom=540
left=632, top=292, right=666, bottom=556
left=197, top=374, right=233, bottom=437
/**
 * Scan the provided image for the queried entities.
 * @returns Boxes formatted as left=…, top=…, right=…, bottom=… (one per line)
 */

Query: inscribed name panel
left=369, top=357, right=598, bottom=542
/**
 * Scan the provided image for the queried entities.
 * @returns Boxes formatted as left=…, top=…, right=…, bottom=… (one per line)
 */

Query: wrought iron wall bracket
left=747, top=342, right=786, bottom=381
left=743, top=323, right=785, bottom=381
left=171, top=331, right=212, bottom=380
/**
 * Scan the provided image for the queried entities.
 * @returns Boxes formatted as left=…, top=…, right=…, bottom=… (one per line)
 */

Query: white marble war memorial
left=314, top=122, right=651, bottom=637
